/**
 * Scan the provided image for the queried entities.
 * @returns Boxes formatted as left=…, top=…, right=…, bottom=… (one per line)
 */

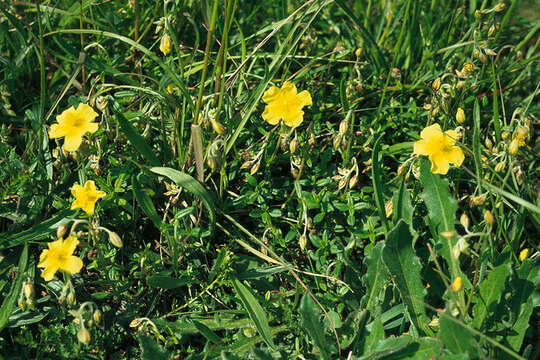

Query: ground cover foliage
left=0, top=0, right=539, bottom=358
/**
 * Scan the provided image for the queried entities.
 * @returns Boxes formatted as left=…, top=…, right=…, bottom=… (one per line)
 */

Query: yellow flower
left=37, top=236, right=83, bottom=281
left=166, top=84, right=174, bottom=94
left=262, top=82, right=312, bottom=128
left=71, top=180, right=106, bottom=216
left=48, top=103, right=99, bottom=152
left=160, top=34, right=171, bottom=56
left=413, top=124, right=465, bottom=175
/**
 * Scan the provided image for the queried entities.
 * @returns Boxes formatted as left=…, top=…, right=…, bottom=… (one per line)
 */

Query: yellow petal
left=413, top=139, right=429, bottom=156
left=262, top=105, right=281, bottom=125
left=420, top=124, right=442, bottom=140
left=296, top=90, right=312, bottom=107
left=281, top=81, right=297, bottom=95
left=71, top=184, right=84, bottom=197
left=63, top=135, right=83, bottom=152
left=38, top=249, right=49, bottom=267
left=283, top=110, right=304, bottom=128
left=448, top=146, right=465, bottom=167
left=56, top=106, right=76, bottom=125
left=77, top=103, right=98, bottom=122
left=60, top=256, right=83, bottom=275
left=81, top=202, right=96, bottom=216
left=63, top=236, right=80, bottom=255
left=48, top=124, right=65, bottom=139
left=430, top=153, right=450, bottom=175
left=444, top=130, right=459, bottom=144
left=48, top=238, right=65, bottom=250
left=85, top=122, right=99, bottom=134
left=41, top=265, right=60, bottom=281
left=262, top=86, right=281, bottom=103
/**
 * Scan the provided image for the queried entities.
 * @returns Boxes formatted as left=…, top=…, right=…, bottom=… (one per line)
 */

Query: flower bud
left=501, top=131, right=510, bottom=140
left=485, top=138, right=493, bottom=149
left=484, top=210, right=494, bottom=225
left=240, top=160, right=252, bottom=170
left=67, top=293, right=75, bottom=305
left=338, top=178, right=348, bottom=190
left=289, top=139, right=299, bottom=154
left=519, top=249, right=529, bottom=262
left=23, top=282, right=35, bottom=299
left=333, top=135, right=342, bottom=149
left=77, top=328, right=91, bottom=345
left=385, top=200, right=393, bottom=219
left=108, top=232, right=123, bottom=248
left=166, top=84, right=174, bottom=95
left=460, top=213, right=470, bottom=229
left=339, top=119, right=348, bottom=137
left=159, top=34, right=171, bottom=56
left=349, top=175, right=358, bottom=189
left=95, top=96, right=108, bottom=111
left=463, top=62, right=474, bottom=73
left=469, top=194, right=486, bottom=207
left=451, top=277, right=463, bottom=292
left=432, top=77, right=441, bottom=91
left=456, top=107, right=466, bottom=124
left=474, top=9, right=482, bottom=19
left=397, top=163, right=407, bottom=177
left=18, top=297, right=26, bottom=310
left=508, top=140, right=519, bottom=155
left=129, top=318, right=142, bottom=328
left=250, top=161, right=261, bottom=175
left=494, top=162, right=505, bottom=172
left=211, top=118, right=226, bottom=135
left=93, top=310, right=102, bottom=324
left=441, top=231, right=456, bottom=240
left=456, top=80, right=466, bottom=90
left=355, top=47, right=362, bottom=57
left=494, top=2, right=505, bottom=12
left=299, top=234, right=307, bottom=251
left=57, top=224, right=68, bottom=239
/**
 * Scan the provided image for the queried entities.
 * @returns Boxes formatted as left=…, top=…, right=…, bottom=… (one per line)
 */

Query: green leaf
left=372, top=134, right=390, bottom=234
left=0, top=244, right=28, bottom=332
left=132, top=175, right=163, bottom=230
left=439, top=312, right=474, bottom=354
left=392, top=179, right=413, bottom=226
left=0, top=210, right=75, bottom=249
left=472, top=99, right=483, bottom=191
left=232, top=278, right=275, bottom=349
left=507, top=259, right=540, bottom=351
left=147, top=275, right=195, bottom=289
left=299, top=293, right=332, bottom=360
left=362, top=242, right=387, bottom=311
left=472, top=263, right=511, bottom=330
left=192, top=320, right=223, bottom=344
left=150, top=167, right=217, bottom=233
left=382, top=220, right=429, bottom=335
left=419, top=158, right=458, bottom=264
left=384, top=337, right=443, bottom=360
left=113, top=104, right=160, bottom=166
left=358, top=335, right=412, bottom=360
left=137, top=335, right=171, bottom=360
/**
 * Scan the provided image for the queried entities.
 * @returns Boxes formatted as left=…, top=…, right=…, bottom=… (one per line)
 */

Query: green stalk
left=194, top=0, right=219, bottom=125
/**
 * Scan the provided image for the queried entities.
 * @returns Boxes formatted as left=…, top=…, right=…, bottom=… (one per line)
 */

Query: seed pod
left=57, top=224, right=68, bottom=239
left=250, top=161, right=261, bottom=175
left=289, top=139, right=299, bottom=154
left=484, top=210, right=494, bottom=225
left=385, top=200, right=393, bottom=219
left=333, top=135, right=342, bottom=149
left=338, top=178, right=348, bottom=190
left=299, top=234, right=307, bottom=251
left=349, top=175, right=358, bottom=189
left=494, top=162, right=505, bottom=172
left=77, top=328, right=91, bottom=345
left=24, top=282, right=35, bottom=299
left=93, top=310, right=102, bottom=324
left=108, top=232, right=123, bottom=248
left=211, top=118, right=226, bottom=135
left=460, top=213, right=470, bottom=230
left=508, top=140, right=519, bottom=155
left=397, top=163, right=407, bottom=177
left=339, top=119, right=348, bottom=136
left=432, top=77, right=441, bottom=91
left=485, top=138, right=493, bottom=149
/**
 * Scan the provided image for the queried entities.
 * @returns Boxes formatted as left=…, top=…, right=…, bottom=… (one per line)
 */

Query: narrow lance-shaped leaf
left=0, top=244, right=28, bottom=332
left=232, top=278, right=275, bottom=349
left=132, top=175, right=163, bottom=230
left=299, top=293, right=332, bottom=360
left=382, top=220, right=429, bottom=336
left=361, top=242, right=387, bottom=311
left=472, top=263, right=511, bottom=330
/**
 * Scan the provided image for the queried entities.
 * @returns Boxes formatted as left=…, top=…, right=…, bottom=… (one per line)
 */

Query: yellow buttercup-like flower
left=413, top=123, right=465, bottom=175
left=49, top=103, right=99, bottom=152
left=262, top=82, right=312, bottom=128
left=38, top=236, right=83, bottom=281
left=71, top=180, right=106, bottom=216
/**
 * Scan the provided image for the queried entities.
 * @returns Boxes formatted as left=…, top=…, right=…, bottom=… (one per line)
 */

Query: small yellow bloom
left=71, top=180, right=106, bottom=216
left=160, top=34, right=171, bottom=56
left=451, top=277, right=463, bottom=292
left=519, top=249, right=529, bottom=262
left=463, top=62, right=474, bottom=73
left=413, top=124, right=465, bottom=175
left=262, top=82, right=312, bottom=128
left=48, top=103, right=99, bottom=152
left=456, top=107, right=466, bottom=124
left=166, top=84, right=174, bottom=94
left=37, top=236, right=83, bottom=281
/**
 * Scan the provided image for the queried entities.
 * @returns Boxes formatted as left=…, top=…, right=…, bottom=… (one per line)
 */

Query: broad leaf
left=439, top=312, right=474, bottom=354
left=361, top=242, right=387, bottom=311
left=299, top=293, right=332, bottom=360
left=472, top=263, right=511, bottom=330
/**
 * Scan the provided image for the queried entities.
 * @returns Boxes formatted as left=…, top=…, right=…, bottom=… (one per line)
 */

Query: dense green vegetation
left=0, top=0, right=538, bottom=358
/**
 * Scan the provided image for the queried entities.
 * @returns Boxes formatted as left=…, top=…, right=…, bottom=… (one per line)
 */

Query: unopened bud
left=463, top=62, right=474, bottom=73
left=385, top=200, right=393, bottom=219
left=485, top=48, right=497, bottom=56
left=18, top=297, right=26, bottom=310
left=211, top=118, right=226, bottom=135
left=460, top=213, right=470, bottom=229
left=479, top=53, right=487, bottom=63
left=95, top=96, right=108, bottom=111
left=494, top=2, right=505, bottom=12
left=108, top=232, right=123, bottom=248
left=57, top=224, right=68, bottom=239
left=508, top=140, right=519, bottom=155
left=250, top=161, right=261, bottom=175
left=339, top=119, right=348, bottom=136
left=485, top=138, right=493, bottom=149
left=469, top=194, right=486, bottom=207
left=338, top=178, right=348, bottom=190
left=355, top=47, right=362, bottom=57
left=484, top=210, right=494, bottom=225
left=77, top=328, right=91, bottom=345
left=159, top=34, right=171, bottom=56
left=494, top=162, right=505, bottom=172
left=166, top=84, right=174, bottom=95
left=456, top=80, right=466, bottom=90
left=397, top=163, right=407, bottom=177
left=432, top=77, right=441, bottom=91
left=93, top=310, right=102, bottom=324
left=349, top=175, right=358, bottom=189
left=474, top=9, right=482, bottom=19
left=130, top=318, right=142, bottom=328
left=23, top=282, right=35, bottom=299
left=519, top=249, right=529, bottom=262
left=240, top=160, right=252, bottom=170
left=67, top=293, right=75, bottom=305
left=451, top=277, right=463, bottom=292
left=456, top=107, right=466, bottom=124
left=299, top=235, right=307, bottom=251
left=333, top=135, right=342, bottom=149
left=440, top=231, right=456, bottom=240
left=501, top=131, right=510, bottom=140
left=289, top=139, right=299, bottom=154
